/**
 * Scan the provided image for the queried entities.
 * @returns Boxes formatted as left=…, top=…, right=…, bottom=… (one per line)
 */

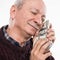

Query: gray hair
left=14, top=0, right=25, bottom=9
left=9, top=0, right=26, bottom=25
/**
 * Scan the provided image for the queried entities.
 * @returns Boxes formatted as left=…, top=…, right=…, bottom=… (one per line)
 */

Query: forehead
left=23, top=0, right=46, bottom=14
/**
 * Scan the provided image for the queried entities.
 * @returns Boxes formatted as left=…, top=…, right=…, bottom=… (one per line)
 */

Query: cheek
left=15, top=6, right=34, bottom=26
left=15, top=10, right=36, bottom=35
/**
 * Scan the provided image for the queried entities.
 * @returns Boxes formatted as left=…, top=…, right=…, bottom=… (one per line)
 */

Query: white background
left=0, top=0, right=60, bottom=60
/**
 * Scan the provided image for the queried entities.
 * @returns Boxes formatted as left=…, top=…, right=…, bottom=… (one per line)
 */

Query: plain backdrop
left=0, top=0, right=60, bottom=60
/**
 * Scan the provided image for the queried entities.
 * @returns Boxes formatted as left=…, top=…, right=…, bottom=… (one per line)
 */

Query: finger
left=32, top=39, right=42, bottom=52
left=33, top=30, right=40, bottom=42
left=47, top=31, right=55, bottom=37
left=47, top=36, right=55, bottom=42
left=32, top=38, right=48, bottom=53
left=40, top=40, right=52, bottom=53
left=44, top=50, right=50, bottom=54
left=47, top=28, right=54, bottom=34
left=35, top=38, right=48, bottom=52
left=49, top=24, right=52, bottom=28
left=44, top=52, right=52, bottom=59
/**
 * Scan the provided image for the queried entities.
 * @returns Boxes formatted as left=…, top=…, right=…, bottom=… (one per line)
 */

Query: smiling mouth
left=27, top=21, right=39, bottom=30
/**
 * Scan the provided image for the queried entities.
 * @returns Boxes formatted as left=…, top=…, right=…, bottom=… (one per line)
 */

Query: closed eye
left=31, top=11, right=38, bottom=15
left=30, top=8, right=39, bottom=15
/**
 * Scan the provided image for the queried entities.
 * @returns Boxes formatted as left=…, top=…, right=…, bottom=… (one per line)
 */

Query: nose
left=34, top=15, right=43, bottom=27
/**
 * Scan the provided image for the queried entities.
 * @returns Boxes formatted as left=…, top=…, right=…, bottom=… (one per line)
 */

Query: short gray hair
left=14, top=0, right=25, bottom=9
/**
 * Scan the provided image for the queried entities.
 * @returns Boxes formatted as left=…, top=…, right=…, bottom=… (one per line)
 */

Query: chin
left=25, top=26, right=37, bottom=36
left=26, top=29, right=36, bottom=36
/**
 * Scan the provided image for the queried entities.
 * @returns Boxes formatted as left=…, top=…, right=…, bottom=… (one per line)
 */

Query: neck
left=6, top=26, right=31, bottom=46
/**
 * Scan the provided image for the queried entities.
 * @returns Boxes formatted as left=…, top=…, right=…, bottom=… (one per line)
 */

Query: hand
left=30, top=24, right=55, bottom=60
left=46, top=24, right=55, bottom=43
left=30, top=39, right=52, bottom=60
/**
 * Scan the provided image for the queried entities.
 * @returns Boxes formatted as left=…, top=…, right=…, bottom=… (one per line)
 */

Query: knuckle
left=34, top=51, right=38, bottom=56
left=47, top=52, right=52, bottom=56
left=42, top=46, right=46, bottom=50
left=31, top=50, right=37, bottom=56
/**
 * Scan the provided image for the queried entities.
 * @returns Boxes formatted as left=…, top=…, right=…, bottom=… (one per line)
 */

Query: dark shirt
left=0, top=25, right=33, bottom=60
left=2, top=25, right=32, bottom=47
left=0, top=25, right=54, bottom=60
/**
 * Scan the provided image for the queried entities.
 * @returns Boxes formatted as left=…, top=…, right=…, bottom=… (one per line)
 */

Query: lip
left=27, top=21, right=39, bottom=30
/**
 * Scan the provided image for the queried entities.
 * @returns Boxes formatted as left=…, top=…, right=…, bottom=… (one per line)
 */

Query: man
left=0, top=0, right=55, bottom=60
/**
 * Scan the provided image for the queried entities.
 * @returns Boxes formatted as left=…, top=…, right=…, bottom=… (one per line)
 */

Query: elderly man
left=0, top=0, right=55, bottom=60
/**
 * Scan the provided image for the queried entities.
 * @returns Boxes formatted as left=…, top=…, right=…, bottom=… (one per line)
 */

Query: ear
left=10, top=5, right=17, bottom=20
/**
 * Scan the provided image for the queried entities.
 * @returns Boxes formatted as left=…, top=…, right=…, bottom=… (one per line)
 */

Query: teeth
left=28, top=21, right=39, bottom=30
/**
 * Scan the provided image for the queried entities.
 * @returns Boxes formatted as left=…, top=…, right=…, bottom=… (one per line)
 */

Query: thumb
left=33, top=30, right=40, bottom=46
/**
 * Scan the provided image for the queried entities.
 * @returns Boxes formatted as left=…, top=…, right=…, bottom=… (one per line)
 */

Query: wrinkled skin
left=8, top=0, right=55, bottom=60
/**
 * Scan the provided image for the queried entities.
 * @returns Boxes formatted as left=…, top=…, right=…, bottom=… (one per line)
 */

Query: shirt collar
left=2, top=25, right=32, bottom=47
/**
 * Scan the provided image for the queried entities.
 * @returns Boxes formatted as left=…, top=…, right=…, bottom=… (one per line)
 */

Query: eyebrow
left=30, top=8, right=46, bottom=17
